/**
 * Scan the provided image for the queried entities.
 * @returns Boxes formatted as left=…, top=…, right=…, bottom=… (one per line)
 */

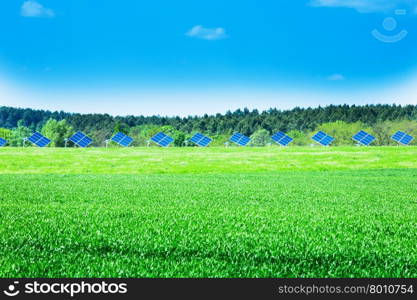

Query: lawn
left=1, top=146, right=417, bottom=174
left=0, top=147, right=416, bottom=277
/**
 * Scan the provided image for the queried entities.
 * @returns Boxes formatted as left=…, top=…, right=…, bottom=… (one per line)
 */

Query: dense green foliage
left=0, top=128, right=12, bottom=140
left=1, top=105, right=417, bottom=146
left=249, top=129, right=271, bottom=146
left=8, top=120, right=32, bottom=147
left=0, top=147, right=416, bottom=277
left=41, top=119, right=75, bottom=147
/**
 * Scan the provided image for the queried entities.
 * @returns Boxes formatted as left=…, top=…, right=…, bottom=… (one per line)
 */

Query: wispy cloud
left=327, top=73, right=345, bottom=81
left=310, top=0, right=417, bottom=13
left=186, top=25, right=228, bottom=40
left=21, top=1, right=55, bottom=18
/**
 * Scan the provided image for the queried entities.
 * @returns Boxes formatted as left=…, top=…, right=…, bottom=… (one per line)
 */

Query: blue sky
left=1, top=0, right=417, bottom=116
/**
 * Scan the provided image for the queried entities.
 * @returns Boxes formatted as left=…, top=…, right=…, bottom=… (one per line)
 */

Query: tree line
left=0, top=104, right=416, bottom=147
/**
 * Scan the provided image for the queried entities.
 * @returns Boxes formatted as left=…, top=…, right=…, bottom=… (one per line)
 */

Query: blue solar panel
left=27, top=132, right=51, bottom=147
left=239, top=135, right=251, bottom=146
left=392, top=131, right=406, bottom=142
left=230, top=133, right=243, bottom=144
left=69, top=131, right=93, bottom=148
left=151, top=132, right=174, bottom=147
left=78, top=136, right=93, bottom=147
left=111, top=132, right=134, bottom=147
left=271, top=131, right=293, bottom=146
left=353, top=130, right=375, bottom=146
left=199, top=136, right=212, bottom=147
left=400, top=135, right=414, bottom=145
left=392, top=131, right=414, bottom=145
left=312, top=131, right=327, bottom=143
left=190, top=133, right=212, bottom=147
left=321, top=135, right=334, bottom=146
left=69, top=132, right=85, bottom=144
left=0, top=138, right=7, bottom=147
left=361, top=135, right=375, bottom=146
left=280, top=135, right=293, bottom=146
left=271, top=132, right=286, bottom=142
left=230, top=133, right=251, bottom=146
left=312, top=131, right=334, bottom=146
left=37, top=138, right=50, bottom=147
left=151, top=132, right=166, bottom=143
left=28, top=132, right=43, bottom=144
left=120, top=136, right=133, bottom=147
left=190, top=133, right=204, bottom=143
left=353, top=130, right=367, bottom=141
left=112, top=132, right=125, bottom=143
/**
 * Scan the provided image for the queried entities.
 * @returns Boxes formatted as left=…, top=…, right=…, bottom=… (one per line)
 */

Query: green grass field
left=0, top=147, right=416, bottom=277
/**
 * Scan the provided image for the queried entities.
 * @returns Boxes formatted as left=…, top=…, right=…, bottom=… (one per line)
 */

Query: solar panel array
left=151, top=132, right=174, bottom=147
left=28, top=132, right=51, bottom=147
left=352, top=130, right=376, bottom=146
left=391, top=131, right=414, bottom=145
left=190, top=133, right=212, bottom=147
left=230, top=133, right=251, bottom=146
left=271, top=131, right=293, bottom=146
left=69, top=131, right=93, bottom=148
left=5, top=129, right=416, bottom=149
left=111, top=132, right=134, bottom=147
left=312, top=131, right=334, bottom=146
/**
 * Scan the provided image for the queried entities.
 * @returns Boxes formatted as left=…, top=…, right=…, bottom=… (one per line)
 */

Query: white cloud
left=186, top=25, right=228, bottom=40
left=327, top=73, right=345, bottom=81
left=20, top=1, right=55, bottom=18
left=310, top=0, right=417, bottom=13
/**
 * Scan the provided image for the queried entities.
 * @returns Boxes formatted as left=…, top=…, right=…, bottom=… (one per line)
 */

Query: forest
left=0, top=104, right=416, bottom=147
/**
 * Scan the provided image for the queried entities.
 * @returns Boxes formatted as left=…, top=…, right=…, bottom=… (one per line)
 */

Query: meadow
left=0, top=147, right=416, bottom=277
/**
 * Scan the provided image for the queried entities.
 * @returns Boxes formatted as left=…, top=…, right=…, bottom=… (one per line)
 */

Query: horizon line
left=2, top=103, right=416, bottom=119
